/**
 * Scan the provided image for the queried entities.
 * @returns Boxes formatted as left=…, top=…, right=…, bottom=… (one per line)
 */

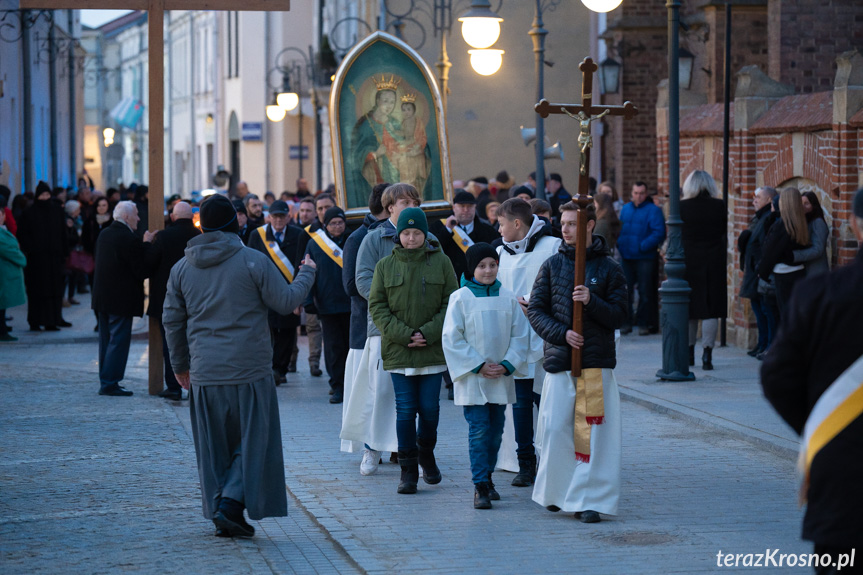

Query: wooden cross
left=20, top=0, right=291, bottom=395
left=535, top=57, right=638, bottom=377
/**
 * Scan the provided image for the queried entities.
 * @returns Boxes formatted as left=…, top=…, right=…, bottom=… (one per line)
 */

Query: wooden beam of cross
left=20, top=0, right=291, bottom=395
left=535, top=57, right=638, bottom=377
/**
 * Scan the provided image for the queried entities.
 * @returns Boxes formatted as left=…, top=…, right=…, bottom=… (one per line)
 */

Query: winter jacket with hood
left=527, top=235, right=628, bottom=373
left=163, top=230, right=315, bottom=386
left=368, top=239, right=458, bottom=371
left=343, top=213, right=380, bottom=349
left=355, top=218, right=437, bottom=338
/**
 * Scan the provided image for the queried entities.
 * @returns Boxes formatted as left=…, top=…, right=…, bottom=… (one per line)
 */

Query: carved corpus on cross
left=19, top=0, right=291, bottom=395
left=535, top=57, right=638, bottom=377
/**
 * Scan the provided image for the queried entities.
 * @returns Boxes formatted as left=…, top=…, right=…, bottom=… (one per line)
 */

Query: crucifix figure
left=535, top=57, right=638, bottom=376
left=19, top=0, right=291, bottom=394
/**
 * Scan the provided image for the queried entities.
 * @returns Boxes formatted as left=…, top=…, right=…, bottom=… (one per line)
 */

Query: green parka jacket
left=368, top=239, right=458, bottom=371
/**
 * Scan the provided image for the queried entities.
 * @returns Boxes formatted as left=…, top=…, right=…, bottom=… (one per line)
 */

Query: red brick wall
left=768, top=0, right=863, bottom=93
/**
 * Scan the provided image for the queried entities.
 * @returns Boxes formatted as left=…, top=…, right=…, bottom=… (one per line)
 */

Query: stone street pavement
left=1, top=298, right=811, bottom=574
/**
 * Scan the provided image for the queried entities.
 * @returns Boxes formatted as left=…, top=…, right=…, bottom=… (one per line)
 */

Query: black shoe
left=99, top=386, right=134, bottom=397
left=158, top=389, right=183, bottom=401
left=447, top=386, right=454, bottom=400
left=487, top=474, right=500, bottom=501
left=397, top=457, right=419, bottom=494
left=620, top=325, right=632, bottom=335
left=310, top=365, right=323, bottom=377
left=389, top=452, right=399, bottom=464
left=512, top=455, right=536, bottom=487
left=746, top=346, right=762, bottom=357
left=214, top=527, right=231, bottom=537
left=44, top=326, right=61, bottom=332
left=58, top=320, right=72, bottom=327
left=93, top=325, right=99, bottom=332
left=576, top=510, right=601, bottom=523
left=329, top=390, right=343, bottom=404
left=286, top=362, right=297, bottom=373
left=689, top=345, right=695, bottom=367
left=68, top=298, right=80, bottom=305
left=77, top=286, right=90, bottom=294
left=213, top=510, right=255, bottom=538
left=702, top=347, right=714, bottom=370
left=29, top=325, right=42, bottom=332
left=474, top=482, right=492, bottom=509
left=272, top=369, right=286, bottom=385
left=546, top=505, right=561, bottom=512
left=417, top=442, right=442, bottom=485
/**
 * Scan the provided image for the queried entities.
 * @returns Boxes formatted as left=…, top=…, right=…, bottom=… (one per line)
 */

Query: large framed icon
left=329, top=31, right=453, bottom=216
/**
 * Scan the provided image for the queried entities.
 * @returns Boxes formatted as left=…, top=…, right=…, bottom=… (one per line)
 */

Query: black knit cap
left=200, top=194, right=238, bottom=233
left=324, top=206, right=346, bottom=226
left=464, top=242, right=499, bottom=281
left=35, top=181, right=52, bottom=197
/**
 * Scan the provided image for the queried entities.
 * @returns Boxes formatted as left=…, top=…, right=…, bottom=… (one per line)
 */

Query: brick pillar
left=833, top=49, right=863, bottom=266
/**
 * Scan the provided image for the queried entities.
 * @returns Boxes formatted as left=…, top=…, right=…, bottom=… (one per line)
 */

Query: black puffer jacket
left=528, top=235, right=628, bottom=373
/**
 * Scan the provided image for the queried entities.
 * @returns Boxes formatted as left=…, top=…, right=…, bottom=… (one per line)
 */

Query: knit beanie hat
left=324, top=206, right=346, bottom=226
left=35, top=181, right=52, bottom=197
left=200, top=194, right=238, bottom=233
left=464, top=242, right=499, bottom=281
left=396, top=207, right=428, bottom=238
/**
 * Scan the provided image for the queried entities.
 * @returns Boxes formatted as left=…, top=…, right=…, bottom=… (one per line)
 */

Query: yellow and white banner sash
left=305, top=225, right=344, bottom=267
left=257, top=226, right=295, bottom=282
left=798, top=353, right=863, bottom=503
left=440, top=219, right=475, bottom=253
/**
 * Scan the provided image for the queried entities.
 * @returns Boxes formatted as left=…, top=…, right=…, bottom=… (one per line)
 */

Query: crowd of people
left=1, top=172, right=858, bottom=569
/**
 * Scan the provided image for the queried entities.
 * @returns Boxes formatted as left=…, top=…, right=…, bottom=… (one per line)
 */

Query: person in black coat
left=429, top=190, right=500, bottom=282
left=16, top=181, right=69, bottom=331
left=91, top=201, right=156, bottom=396
left=760, top=188, right=863, bottom=566
left=247, top=200, right=306, bottom=382
left=146, top=202, right=201, bottom=400
left=737, top=186, right=777, bottom=357
left=680, top=171, right=727, bottom=370
left=758, top=188, right=809, bottom=322
left=305, top=207, right=352, bottom=404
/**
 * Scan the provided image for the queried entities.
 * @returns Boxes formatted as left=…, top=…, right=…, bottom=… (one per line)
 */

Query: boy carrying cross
left=527, top=201, right=628, bottom=523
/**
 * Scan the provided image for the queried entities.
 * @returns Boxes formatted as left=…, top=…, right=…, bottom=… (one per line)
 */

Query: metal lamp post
left=529, top=1, right=561, bottom=201
left=656, top=0, right=694, bottom=381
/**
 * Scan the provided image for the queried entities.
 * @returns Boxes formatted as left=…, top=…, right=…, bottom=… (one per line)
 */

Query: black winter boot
left=511, top=455, right=536, bottom=487
left=474, top=482, right=492, bottom=509
left=487, top=473, right=500, bottom=500
left=417, top=439, right=442, bottom=484
left=702, top=347, right=714, bottom=370
left=689, top=345, right=695, bottom=367
left=397, top=454, right=419, bottom=494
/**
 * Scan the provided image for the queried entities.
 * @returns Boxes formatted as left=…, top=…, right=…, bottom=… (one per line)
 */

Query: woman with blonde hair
left=758, top=187, right=809, bottom=321
left=680, top=170, right=727, bottom=370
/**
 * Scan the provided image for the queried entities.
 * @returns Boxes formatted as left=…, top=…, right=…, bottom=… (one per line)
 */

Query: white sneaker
left=360, top=449, right=381, bottom=476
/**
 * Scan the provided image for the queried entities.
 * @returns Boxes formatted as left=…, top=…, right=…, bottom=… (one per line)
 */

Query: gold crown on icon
left=373, top=74, right=401, bottom=91
left=401, top=93, right=417, bottom=103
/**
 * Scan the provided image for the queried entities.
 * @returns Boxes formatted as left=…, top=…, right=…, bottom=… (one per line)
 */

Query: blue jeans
left=98, top=312, right=133, bottom=392
left=512, top=379, right=537, bottom=458
left=463, top=404, right=506, bottom=485
left=390, top=372, right=442, bottom=453
left=749, top=295, right=774, bottom=351
left=622, top=256, right=659, bottom=329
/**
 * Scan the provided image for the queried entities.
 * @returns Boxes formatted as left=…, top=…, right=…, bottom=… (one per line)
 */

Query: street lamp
left=459, top=0, right=503, bottom=48
left=468, top=48, right=504, bottom=75
left=580, top=0, right=623, bottom=12
left=266, top=92, right=287, bottom=122
left=599, top=57, right=621, bottom=94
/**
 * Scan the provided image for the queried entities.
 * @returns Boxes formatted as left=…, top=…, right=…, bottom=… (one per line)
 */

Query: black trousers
left=271, top=326, right=298, bottom=376
left=320, top=313, right=350, bottom=391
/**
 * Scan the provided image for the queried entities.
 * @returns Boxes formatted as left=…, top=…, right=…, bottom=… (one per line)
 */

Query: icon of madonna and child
left=347, top=74, right=433, bottom=205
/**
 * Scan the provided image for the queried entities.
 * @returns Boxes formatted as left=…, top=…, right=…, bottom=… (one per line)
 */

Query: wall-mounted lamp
left=599, top=57, right=621, bottom=94
left=678, top=47, right=695, bottom=90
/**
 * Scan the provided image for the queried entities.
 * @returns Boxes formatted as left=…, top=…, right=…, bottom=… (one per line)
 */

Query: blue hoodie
left=618, top=197, right=666, bottom=259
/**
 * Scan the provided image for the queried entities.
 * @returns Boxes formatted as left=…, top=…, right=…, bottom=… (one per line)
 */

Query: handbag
left=67, top=249, right=95, bottom=274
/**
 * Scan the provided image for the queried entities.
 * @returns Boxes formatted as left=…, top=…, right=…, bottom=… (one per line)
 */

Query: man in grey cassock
left=163, top=194, right=316, bottom=537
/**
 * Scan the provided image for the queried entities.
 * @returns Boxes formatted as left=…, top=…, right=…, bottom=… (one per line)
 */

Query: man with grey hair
left=738, top=186, right=778, bottom=359
left=91, top=201, right=157, bottom=396
left=146, top=201, right=200, bottom=400
left=761, top=187, right=863, bottom=567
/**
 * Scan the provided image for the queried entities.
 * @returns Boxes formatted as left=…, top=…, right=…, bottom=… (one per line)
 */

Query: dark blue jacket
left=618, top=197, right=666, bottom=260
left=305, top=229, right=351, bottom=316
left=343, top=213, right=381, bottom=349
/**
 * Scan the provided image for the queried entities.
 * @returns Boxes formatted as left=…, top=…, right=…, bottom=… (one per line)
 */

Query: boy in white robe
left=443, top=243, right=530, bottom=509
left=526, top=202, right=628, bottom=523
left=493, top=197, right=561, bottom=486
